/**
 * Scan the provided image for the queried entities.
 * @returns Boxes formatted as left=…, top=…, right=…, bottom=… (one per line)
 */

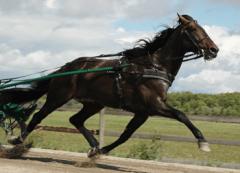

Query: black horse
left=1, top=14, right=219, bottom=157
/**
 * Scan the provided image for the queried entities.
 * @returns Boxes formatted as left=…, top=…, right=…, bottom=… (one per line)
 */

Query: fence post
left=99, top=108, right=105, bottom=148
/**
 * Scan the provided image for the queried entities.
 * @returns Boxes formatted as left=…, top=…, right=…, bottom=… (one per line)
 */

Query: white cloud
left=174, top=70, right=240, bottom=93
left=0, top=0, right=187, bottom=20
left=45, top=0, right=57, bottom=9
left=0, top=1, right=239, bottom=93
left=116, top=27, right=126, bottom=33
left=0, top=44, right=82, bottom=78
left=115, top=32, right=150, bottom=46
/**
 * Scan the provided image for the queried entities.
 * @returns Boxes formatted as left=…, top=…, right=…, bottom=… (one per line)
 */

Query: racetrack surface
left=0, top=148, right=239, bottom=173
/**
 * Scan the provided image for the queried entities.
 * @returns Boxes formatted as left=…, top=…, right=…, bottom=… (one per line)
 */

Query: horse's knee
left=69, top=115, right=78, bottom=126
left=69, top=115, right=84, bottom=128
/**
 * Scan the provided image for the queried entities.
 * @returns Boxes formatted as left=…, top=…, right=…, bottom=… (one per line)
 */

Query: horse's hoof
left=8, top=136, right=23, bottom=145
left=198, top=141, right=211, bottom=152
left=87, top=147, right=101, bottom=158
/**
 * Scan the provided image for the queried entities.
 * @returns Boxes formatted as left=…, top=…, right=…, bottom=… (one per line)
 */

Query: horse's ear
left=177, top=13, right=190, bottom=25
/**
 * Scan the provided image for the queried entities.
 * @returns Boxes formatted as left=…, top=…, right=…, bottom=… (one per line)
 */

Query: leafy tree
left=167, top=92, right=240, bottom=117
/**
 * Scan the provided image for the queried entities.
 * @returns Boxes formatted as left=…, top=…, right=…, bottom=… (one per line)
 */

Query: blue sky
left=187, top=0, right=240, bottom=29
left=113, top=0, right=240, bottom=32
left=0, top=0, right=239, bottom=93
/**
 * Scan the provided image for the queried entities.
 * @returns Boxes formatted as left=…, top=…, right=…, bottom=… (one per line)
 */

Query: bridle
left=148, top=22, right=210, bottom=70
left=181, top=20, right=211, bottom=62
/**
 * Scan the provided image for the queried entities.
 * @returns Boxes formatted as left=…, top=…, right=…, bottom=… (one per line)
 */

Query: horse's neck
left=152, top=35, right=186, bottom=77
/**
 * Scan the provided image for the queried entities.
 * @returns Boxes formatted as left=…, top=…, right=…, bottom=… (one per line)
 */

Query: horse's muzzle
left=204, top=47, right=219, bottom=60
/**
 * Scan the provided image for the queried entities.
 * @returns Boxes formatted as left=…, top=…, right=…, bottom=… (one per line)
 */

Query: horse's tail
left=0, top=79, right=50, bottom=105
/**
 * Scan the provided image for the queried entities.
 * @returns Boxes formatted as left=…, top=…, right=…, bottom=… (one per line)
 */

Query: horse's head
left=178, top=14, right=219, bottom=60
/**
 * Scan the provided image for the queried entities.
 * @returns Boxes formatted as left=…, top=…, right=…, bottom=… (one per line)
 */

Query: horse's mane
left=122, top=15, right=195, bottom=59
left=122, top=27, right=174, bottom=58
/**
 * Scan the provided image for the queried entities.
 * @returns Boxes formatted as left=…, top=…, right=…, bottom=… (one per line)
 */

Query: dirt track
left=0, top=148, right=239, bottom=173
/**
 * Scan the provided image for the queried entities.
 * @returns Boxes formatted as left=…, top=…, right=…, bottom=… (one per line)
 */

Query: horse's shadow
left=20, top=156, right=148, bottom=173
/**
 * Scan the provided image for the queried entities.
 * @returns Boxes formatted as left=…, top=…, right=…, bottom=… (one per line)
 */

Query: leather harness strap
left=113, top=59, right=174, bottom=108
left=113, top=59, right=126, bottom=108
left=142, top=69, right=174, bottom=86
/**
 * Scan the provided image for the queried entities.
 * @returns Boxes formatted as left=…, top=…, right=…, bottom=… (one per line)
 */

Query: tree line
left=167, top=92, right=240, bottom=117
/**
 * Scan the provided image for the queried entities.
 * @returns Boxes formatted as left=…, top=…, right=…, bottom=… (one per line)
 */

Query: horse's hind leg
left=69, top=102, right=104, bottom=156
left=8, top=93, right=72, bottom=145
left=154, top=103, right=210, bottom=152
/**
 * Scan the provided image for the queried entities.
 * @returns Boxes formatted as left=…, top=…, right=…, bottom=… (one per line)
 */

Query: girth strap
left=114, top=72, right=124, bottom=107
left=113, top=59, right=126, bottom=108
left=142, top=69, right=174, bottom=86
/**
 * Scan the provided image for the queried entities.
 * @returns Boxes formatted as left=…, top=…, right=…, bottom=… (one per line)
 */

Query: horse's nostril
left=210, top=47, right=219, bottom=54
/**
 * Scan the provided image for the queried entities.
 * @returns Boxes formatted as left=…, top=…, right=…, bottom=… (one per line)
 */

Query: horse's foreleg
left=69, top=103, right=104, bottom=155
left=97, top=114, right=148, bottom=157
left=154, top=103, right=210, bottom=152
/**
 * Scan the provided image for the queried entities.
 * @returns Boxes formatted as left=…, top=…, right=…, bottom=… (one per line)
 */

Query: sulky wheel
left=0, top=114, right=27, bottom=145
left=0, top=102, right=37, bottom=145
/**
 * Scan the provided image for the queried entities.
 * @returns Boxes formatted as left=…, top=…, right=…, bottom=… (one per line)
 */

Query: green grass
left=1, top=111, right=240, bottom=166
left=40, top=111, right=240, bottom=141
